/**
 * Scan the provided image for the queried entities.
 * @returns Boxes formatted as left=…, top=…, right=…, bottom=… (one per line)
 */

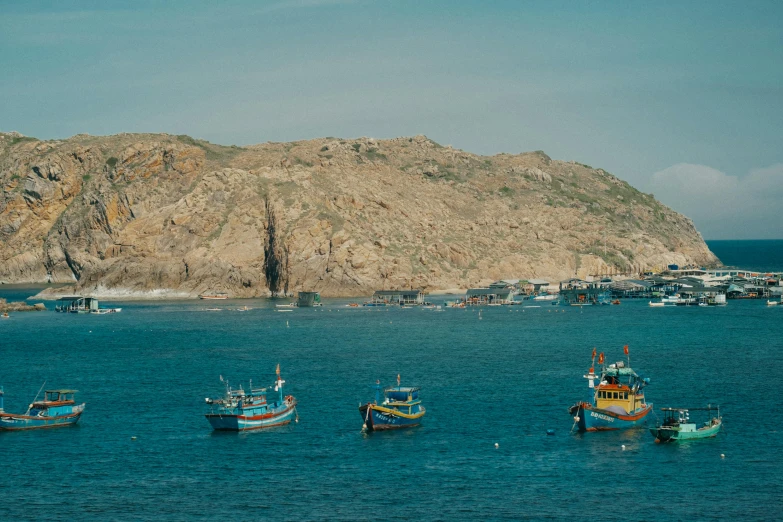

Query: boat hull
left=571, top=402, right=652, bottom=432
left=205, top=402, right=297, bottom=431
left=359, top=403, right=424, bottom=431
left=0, top=408, right=84, bottom=431
left=650, top=420, right=722, bottom=442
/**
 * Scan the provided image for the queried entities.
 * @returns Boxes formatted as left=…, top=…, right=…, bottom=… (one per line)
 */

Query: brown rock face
left=0, top=132, right=718, bottom=297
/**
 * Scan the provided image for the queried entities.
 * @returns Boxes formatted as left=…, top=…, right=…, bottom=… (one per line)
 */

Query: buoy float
left=494, top=443, right=499, bottom=448
left=621, top=444, right=626, bottom=450
left=131, top=436, right=137, bottom=441
left=721, top=454, right=725, bottom=458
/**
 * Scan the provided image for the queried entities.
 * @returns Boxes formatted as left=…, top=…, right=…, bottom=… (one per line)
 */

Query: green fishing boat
left=650, top=406, right=722, bottom=442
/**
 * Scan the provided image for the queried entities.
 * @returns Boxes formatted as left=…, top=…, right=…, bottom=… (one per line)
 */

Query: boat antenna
left=26, top=381, right=46, bottom=415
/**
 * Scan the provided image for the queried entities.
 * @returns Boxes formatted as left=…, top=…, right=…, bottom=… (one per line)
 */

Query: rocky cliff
left=0, top=131, right=718, bottom=298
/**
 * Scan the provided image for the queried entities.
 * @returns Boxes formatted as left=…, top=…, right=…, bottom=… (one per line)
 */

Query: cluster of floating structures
left=0, top=348, right=722, bottom=444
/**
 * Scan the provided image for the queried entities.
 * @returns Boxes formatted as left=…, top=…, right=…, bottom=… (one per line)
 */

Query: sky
left=1, top=0, right=781, bottom=239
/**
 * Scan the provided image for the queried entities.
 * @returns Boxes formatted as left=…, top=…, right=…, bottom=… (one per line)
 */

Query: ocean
left=1, top=242, right=782, bottom=520
left=706, top=239, right=783, bottom=272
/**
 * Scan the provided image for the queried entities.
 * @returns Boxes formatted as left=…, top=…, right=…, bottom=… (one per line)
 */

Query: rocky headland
left=0, top=131, right=718, bottom=298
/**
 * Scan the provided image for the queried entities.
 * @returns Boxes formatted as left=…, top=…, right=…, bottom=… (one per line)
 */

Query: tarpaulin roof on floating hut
left=609, top=279, right=652, bottom=291
left=45, top=389, right=78, bottom=394
left=372, top=290, right=423, bottom=297
left=466, top=288, right=514, bottom=297
left=678, top=286, right=722, bottom=294
left=56, top=296, right=85, bottom=301
left=528, top=278, right=550, bottom=285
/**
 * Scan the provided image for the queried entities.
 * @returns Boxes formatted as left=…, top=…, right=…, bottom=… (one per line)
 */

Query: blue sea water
left=0, top=242, right=782, bottom=520
left=707, top=239, right=783, bottom=272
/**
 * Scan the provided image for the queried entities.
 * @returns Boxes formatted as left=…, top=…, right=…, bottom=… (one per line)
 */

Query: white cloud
left=649, top=163, right=783, bottom=239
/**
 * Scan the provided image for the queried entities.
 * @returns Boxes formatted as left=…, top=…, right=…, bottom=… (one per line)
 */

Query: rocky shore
left=0, top=298, right=46, bottom=312
left=1, top=131, right=718, bottom=298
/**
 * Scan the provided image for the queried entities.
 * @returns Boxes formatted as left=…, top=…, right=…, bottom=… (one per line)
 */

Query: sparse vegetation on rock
left=0, top=131, right=717, bottom=297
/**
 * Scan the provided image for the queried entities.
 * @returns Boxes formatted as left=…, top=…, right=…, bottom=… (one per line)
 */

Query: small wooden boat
left=0, top=387, right=85, bottom=430
left=650, top=406, right=722, bottom=442
left=205, top=307, right=222, bottom=311
left=611, top=300, right=621, bottom=305
left=568, top=346, right=652, bottom=432
left=204, top=365, right=297, bottom=431
left=359, top=375, right=425, bottom=431
left=1, top=312, right=9, bottom=319
left=767, top=300, right=779, bottom=306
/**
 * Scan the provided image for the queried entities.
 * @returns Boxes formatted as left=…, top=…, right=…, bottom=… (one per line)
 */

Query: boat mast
left=275, top=364, right=285, bottom=405
left=26, top=381, right=46, bottom=414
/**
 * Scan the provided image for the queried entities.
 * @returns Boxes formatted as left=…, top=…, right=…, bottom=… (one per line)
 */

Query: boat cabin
left=39, top=389, right=77, bottom=405
left=594, top=364, right=648, bottom=414
left=29, top=389, right=79, bottom=417
left=383, top=386, right=422, bottom=416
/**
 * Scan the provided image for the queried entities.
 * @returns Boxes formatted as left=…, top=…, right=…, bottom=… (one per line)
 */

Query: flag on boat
left=624, top=345, right=629, bottom=356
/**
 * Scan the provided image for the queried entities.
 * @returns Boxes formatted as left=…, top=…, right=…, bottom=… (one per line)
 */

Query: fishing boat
left=1, top=312, right=9, bottom=318
left=568, top=346, right=652, bottom=432
left=533, top=293, right=558, bottom=301
left=650, top=406, right=722, bottom=442
left=0, top=386, right=85, bottom=430
left=204, top=365, right=297, bottom=431
left=199, top=293, right=228, bottom=300
left=359, top=375, right=425, bottom=431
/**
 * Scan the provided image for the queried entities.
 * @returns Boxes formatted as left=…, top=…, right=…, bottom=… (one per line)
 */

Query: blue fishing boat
left=359, top=375, right=425, bottom=431
left=568, top=346, right=652, bottom=432
left=0, top=386, right=85, bottom=431
left=204, top=365, right=297, bottom=431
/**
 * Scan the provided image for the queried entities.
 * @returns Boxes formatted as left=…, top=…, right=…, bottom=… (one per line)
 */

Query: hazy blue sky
left=2, top=0, right=781, bottom=239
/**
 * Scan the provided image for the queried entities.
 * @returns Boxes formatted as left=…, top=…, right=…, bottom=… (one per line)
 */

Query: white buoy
left=131, top=436, right=137, bottom=441
left=574, top=416, right=580, bottom=422
left=621, top=444, right=626, bottom=450
left=286, top=320, right=289, bottom=328
left=721, top=454, right=725, bottom=458
left=494, top=443, right=499, bottom=448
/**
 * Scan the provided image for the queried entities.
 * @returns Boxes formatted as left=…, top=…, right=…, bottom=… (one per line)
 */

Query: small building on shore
left=371, top=290, right=425, bottom=306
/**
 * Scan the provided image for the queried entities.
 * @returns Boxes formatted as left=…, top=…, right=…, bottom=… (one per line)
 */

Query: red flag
left=592, top=348, right=597, bottom=359
left=624, top=345, right=629, bottom=356
left=598, top=352, right=604, bottom=364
